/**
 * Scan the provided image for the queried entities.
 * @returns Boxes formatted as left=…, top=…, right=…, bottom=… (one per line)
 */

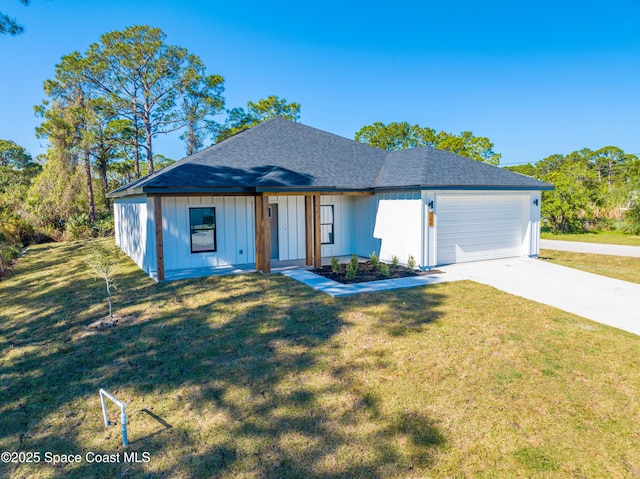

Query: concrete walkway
left=540, top=239, right=640, bottom=257
left=442, top=257, right=640, bottom=336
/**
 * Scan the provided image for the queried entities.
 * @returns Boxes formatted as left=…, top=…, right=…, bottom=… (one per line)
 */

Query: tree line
left=505, top=147, right=640, bottom=233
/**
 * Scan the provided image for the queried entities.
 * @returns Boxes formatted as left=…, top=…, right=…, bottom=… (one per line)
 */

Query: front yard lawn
left=1, top=240, right=639, bottom=478
left=540, top=249, right=640, bottom=284
left=541, top=230, right=640, bottom=246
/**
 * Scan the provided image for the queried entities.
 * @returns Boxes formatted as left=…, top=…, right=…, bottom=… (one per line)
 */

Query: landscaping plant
left=391, top=254, right=399, bottom=268
left=345, top=261, right=357, bottom=280
left=330, top=256, right=341, bottom=274
left=350, top=254, right=359, bottom=271
left=380, top=262, right=390, bottom=277
left=369, top=251, right=379, bottom=270
left=85, top=241, right=118, bottom=317
left=407, top=254, right=416, bottom=272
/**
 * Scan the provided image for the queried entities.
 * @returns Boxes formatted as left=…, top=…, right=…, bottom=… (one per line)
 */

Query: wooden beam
left=254, top=194, right=263, bottom=272
left=153, top=196, right=165, bottom=281
left=313, top=194, right=321, bottom=268
left=305, top=195, right=313, bottom=266
left=262, top=195, right=271, bottom=274
left=254, top=194, right=271, bottom=273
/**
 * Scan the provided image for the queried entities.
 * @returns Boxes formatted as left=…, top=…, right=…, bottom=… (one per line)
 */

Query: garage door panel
left=437, top=194, right=527, bottom=265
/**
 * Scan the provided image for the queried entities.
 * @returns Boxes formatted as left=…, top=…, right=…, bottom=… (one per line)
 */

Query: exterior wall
left=161, top=196, right=255, bottom=276
left=372, top=191, right=423, bottom=266
left=113, top=195, right=156, bottom=277
left=525, top=191, right=541, bottom=256
left=268, top=195, right=354, bottom=260
left=321, top=195, right=354, bottom=258
left=353, top=196, right=380, bottom=257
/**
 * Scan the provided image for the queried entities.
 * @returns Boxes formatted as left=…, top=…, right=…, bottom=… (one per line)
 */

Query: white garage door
left=436, top=194, right=528, bottom=265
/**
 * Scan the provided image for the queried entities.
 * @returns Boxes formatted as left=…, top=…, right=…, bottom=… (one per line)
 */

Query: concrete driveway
left=441, top=257, right=640, bottom=336
left=540, top=239, right=640, bottom=257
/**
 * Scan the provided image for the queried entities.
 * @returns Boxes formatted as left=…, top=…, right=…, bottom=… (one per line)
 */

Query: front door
left=269, top=204, right=279, bottom=259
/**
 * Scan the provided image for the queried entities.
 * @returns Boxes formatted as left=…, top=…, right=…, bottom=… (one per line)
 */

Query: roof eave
left=107, top=187, right=145, bottom=199
left=374, top=184, right=555, bottom=192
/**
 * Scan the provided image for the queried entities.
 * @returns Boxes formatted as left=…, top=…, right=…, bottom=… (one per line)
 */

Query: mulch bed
left=312, top=261, right=443, bottom=284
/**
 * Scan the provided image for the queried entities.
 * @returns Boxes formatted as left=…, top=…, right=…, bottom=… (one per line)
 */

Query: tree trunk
left=145, top=120, right=154, bottom=175
left=132, top=108, right=141, bottom=179
left=84, top=149, right=96, bottom=223
left=98, top=155, right=110, bottom=210
left=188, top=124, right=196, bottom=156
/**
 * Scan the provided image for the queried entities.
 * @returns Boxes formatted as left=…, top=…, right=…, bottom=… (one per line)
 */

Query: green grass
left=541, top=230, right=640, bottom=246
left=1, top=239, right=640, bottom=478
left=540, top=249, right=640, bottom=284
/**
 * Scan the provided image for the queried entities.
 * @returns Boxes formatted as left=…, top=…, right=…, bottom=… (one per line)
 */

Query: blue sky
left=1, top=0, right=639, bottom=165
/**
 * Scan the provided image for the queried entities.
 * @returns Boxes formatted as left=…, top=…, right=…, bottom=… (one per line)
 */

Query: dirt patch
left=86, top=314, right=137, bottom=331
left=312, top=261, right=443, bottom=284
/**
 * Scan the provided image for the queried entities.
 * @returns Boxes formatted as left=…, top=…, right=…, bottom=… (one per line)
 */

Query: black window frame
left=320, top=204, right=334, bottom=245
left=189, top=207, right=217, bottom=253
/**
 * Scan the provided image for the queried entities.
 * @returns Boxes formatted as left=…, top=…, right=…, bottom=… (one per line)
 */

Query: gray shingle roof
left=109, top=117, right=552, bottom=197
left=376, top=146, right=551, bottom=189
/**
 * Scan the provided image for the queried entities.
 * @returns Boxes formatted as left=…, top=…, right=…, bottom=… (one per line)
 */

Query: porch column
left=153, top=196, right=165, bottom=281
left=254, top=193, right=271, bottom=273
left=313, top=193, right=321, bottom=268
left=305, top=195, right=313, bottom=266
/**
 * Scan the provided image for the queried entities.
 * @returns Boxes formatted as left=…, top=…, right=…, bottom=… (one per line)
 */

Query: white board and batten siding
left=434, top=192, right=534, bottom=265
left=161, top=196, right=255, bottom=276
left=114, top=195, right=156, bottom=277
left=267, top=195, right=354, bottom=260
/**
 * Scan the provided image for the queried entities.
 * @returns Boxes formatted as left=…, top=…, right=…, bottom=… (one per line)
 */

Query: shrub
left=380, top=263, right=390, bottom=277
left=391, top=255, right=399, bottom=268
left=330, top=256, right=341, bottom=274
left=0, top=242, right=21, bottom=275
left=407, top=255, right=416, bottom=272
left=66, top=213, right=93, bottom=240
left=350, top=254, right=359, bottom=271
left=345, top=261, right=357, bottom=280
left=623, top=203, right=640, bottom=235
left=94, top=215, right=115, bottom=237
left=369, top=251, right=379, bottom=270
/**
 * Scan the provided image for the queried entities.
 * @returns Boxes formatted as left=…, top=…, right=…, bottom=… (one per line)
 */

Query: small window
left=321, top=205, right=334, bottom=245
left=190, top=207, right=216, bottom=253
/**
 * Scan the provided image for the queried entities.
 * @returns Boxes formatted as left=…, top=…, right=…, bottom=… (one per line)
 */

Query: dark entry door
left=269, top=204, right=279, bottom=259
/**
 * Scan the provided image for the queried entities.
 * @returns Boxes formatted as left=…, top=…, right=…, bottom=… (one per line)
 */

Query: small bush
left=350, top=254, right=359, bottom=271
left=391, top=255, right=399, bottom=268
left=407, top=255, right=416, bottom=272
left=345, top=261, right=357, bottom=280
left=369, top=251, right=379, bottom=270
left=0, top=242, right=22, bottom=274
left=330, top=256, right=341, bottom=274
left=94, top=215, right=115, bottom=237
left=623, top=203, right=640, bottom=235
left=66, top=213, right=93, bottom=240
left=380, top=263, right=390, bottom=277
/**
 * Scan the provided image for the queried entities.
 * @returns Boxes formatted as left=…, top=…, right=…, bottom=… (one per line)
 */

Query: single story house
left=108, top=118, right=553, bottom=281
